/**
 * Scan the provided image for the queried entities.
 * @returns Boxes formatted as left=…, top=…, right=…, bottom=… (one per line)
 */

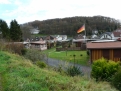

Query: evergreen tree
left=0, top=19, right=9, bottom=39
left=10, top=19, right=22, bottom=41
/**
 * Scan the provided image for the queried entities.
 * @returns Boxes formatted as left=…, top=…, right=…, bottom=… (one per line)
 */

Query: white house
left=30, top=28, right=40, bottom=34
left=100, top=32, right=113, bottom=40
left=100, top=31, right=121, bottom=40
left=91, top=34, right=98, bottom=39
left=56, top=35, right=67, bottom=41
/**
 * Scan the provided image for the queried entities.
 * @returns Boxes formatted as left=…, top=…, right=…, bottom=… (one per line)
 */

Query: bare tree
left=20, top=25, right=33, bottom=40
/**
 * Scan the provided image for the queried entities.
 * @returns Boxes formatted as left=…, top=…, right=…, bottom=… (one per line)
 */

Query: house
left=45, top=35, right=55, bottom=41
left=92, top=30, right=98, bottom=35
left=91, top=34, right=99, bottom=39
left=30, top=40, right=47, bottom=50
left=72, top=34, right=87, bottom=50
left=45, top=35, right=56, bottom=48
left=44, top=35, right=68, bottom=49
left=100, top=31, right=121, bottom=40
left=30, top=28, right=40, bottom=34
left=23, top=37, right=47, bottom=50
left=74, top=34, right=85, bottom=39
left=114, top=29, right=121, bottom=32
left=56, top=35, right=67, bottom=41
left=23, top=41, right=31, bottom=49
left=23, top=38, right=31, bottom=49
left=45, top=35, right=67, bottom=41
left=112, top=31, right=121, bottom=40
left=100, top=32, right=113, bottom=40
left=72, top=39, right=86, bottom=50
left=87, top=41, right=121, bottom=63
left=61, top=35, right=67, bottom=40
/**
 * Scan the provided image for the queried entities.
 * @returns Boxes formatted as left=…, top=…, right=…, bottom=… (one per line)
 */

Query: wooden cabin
left=87, top=41, right=121, bottom=63
left=30, top=41, right=47, bottom=51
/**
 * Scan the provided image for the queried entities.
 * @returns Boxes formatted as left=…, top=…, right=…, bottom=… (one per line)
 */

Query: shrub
left=91, top=58, right=120, bottom=81
left=0, top=41, right=6, bottom=51
left=111, top=69, right=121, bottom=91
left=24, top=49, right=45, bottom=63
left=5, top=43, right=24, bottom=55
left=21, top=48, right=27, bottom=55
left=87, top=50, right=90, bottom=55
left=36, top=61, right=46, bottom=68
left=67, top=66, right=83, bottom=77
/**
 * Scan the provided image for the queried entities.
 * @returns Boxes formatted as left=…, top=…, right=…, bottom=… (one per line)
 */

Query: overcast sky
left=0, top=0, right=121, bottom=25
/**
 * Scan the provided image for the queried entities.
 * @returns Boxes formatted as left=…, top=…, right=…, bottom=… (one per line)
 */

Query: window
left=35, top=44, right=40, bottom=48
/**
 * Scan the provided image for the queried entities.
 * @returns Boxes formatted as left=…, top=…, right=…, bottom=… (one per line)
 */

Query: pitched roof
left=99, top=32, right=112, bottom=38
left=87, top=41, right=121, bottom=49
left=45, top=35, right=55, bottom=40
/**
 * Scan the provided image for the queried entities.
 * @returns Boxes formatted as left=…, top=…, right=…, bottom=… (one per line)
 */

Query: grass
left=0, top=51, right=118, bottom=91
left=42, top=48, right=89, bottom=66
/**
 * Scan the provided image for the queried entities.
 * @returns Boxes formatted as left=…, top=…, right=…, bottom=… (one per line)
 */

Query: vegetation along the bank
left=0, top=51, right=119, bottom=91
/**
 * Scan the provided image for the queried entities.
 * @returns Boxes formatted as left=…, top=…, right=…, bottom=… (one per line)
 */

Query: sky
left=0, top=0, right=121, bottom=25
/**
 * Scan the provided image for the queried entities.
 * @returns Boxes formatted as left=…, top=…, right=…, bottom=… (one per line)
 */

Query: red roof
left=87, top=41, right=121, bottom=49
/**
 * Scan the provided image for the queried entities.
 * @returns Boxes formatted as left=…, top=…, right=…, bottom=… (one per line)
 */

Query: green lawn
left=42, top=48, right=90, bottom=66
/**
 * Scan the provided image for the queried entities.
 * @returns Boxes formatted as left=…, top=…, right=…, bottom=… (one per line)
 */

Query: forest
left=22, top=15, right=121, bottom=36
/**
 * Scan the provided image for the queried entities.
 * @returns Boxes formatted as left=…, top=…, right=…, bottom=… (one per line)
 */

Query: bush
left=87, top=50, right=90, bottom=55
left=24, top=49, right=45, bottom=63
left=5, top=43, right=24, bottom=55
left=21, top=48, right=27, bottom=55
left=111, top=69, right=121, bottom=91
left=36, top=61, right=46, bottom=68
left=91, top=58, right=120, bottom=81
left=67, top=66, right=83, bottom=77
left=0, top=41, right=6, bottom=51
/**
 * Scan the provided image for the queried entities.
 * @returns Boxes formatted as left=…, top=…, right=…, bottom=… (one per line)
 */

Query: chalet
left=30, top=40, right=47, bottom=51
left=87, top=41, right=121, bottom=63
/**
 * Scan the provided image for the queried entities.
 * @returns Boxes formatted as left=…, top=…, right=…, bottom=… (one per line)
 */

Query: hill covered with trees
left=22, top=15, right=121, bottom=36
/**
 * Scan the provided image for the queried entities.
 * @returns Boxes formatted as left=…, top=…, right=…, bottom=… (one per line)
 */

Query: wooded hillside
left=22, top=16, right=121, bottom=36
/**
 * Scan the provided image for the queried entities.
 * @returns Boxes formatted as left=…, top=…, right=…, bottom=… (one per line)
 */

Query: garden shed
left=86, top=41, right=121, bottom=63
